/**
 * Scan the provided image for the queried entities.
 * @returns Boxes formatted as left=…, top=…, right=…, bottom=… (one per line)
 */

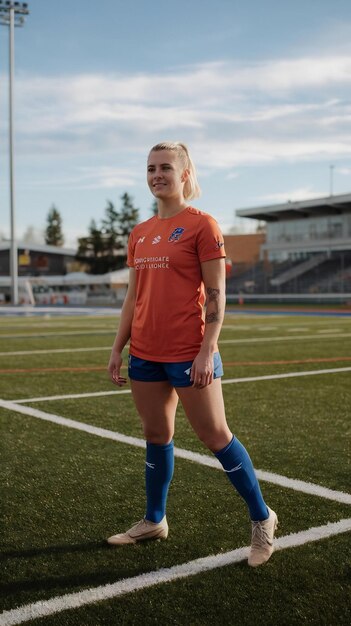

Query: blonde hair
left=149, top=141, right=201, bottom=200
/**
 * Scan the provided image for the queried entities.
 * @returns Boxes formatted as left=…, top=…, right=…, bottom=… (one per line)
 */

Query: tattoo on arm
left=205, top=311, right=219, bottom=323
left=205, top=287, right=220, bottom=324
left=207, top=287, right=220, bottom=302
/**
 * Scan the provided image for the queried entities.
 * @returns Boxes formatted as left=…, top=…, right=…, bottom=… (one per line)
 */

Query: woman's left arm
left=190, top=257, right=226, bottom=388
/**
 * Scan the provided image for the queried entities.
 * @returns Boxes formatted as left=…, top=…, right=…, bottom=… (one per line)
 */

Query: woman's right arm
left=107, top=268, right=136, bottom=386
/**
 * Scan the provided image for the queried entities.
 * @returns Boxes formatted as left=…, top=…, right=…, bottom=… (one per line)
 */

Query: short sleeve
left=196, top=215, right=226, bottom=262
left=127, top=231, right=136, bottom=268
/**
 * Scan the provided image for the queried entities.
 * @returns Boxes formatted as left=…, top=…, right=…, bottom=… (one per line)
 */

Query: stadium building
left=0, top=242, right=129, bottom=305
left=230, top=192, right=351, bottom=299
left=0, top=242, right=77, bottom=277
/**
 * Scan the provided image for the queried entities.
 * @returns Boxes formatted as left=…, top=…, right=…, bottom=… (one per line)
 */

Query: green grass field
left=0, top=310, right=351, bottom=625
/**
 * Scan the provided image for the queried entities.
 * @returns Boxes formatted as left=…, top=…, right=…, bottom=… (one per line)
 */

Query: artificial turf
left=0, top=311, right=350, bottom=625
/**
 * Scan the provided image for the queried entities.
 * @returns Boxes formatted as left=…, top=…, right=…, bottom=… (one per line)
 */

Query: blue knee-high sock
left=145, top=441, right=174, bottom=523
left=215, top=436, right=268, bottom=521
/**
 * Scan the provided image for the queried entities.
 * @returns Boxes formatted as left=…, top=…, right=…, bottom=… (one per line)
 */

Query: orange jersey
left=127, top=206, right=226, bottom=361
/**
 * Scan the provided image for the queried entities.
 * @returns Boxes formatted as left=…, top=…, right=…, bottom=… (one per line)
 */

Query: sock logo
left=145, top=462, right=155, bottom=469
left=224, top=462, right=243, bottom=473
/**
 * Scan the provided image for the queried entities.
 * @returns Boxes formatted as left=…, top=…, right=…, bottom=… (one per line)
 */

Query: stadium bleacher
left=226, top=252, right=351, bottom=295
left=231, top=193, right=351, bottom=297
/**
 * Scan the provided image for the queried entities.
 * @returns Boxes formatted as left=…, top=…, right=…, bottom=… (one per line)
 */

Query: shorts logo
left=184, top=367, right=191, bottom=376
left=152, top=235, right=161, bottom=245
left=168, top=227, right=185, bottom=242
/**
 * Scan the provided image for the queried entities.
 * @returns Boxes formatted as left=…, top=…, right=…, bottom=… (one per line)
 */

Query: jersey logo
left=168, top=227, right=185, bottom=242
left=214, top=236, right=224, bottom=250
left=152, top=235, right=161, bottom=245
left=137, top=237, right=145, bottom=244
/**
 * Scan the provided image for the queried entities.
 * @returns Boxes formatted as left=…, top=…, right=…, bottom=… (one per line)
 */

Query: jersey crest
left=168, top=227, right=185, bottom=242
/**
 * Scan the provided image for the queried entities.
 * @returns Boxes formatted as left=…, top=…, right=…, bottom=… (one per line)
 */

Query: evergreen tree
left=88, top=219, right=105, bottom=256
left=118, top=192, right=139, bottom=252
left=77, top=235, right=90, bottom=257
left=101, top=200, right=122, bottom=255
left=77, top=194, right=139, bottom=273
left=45, top=205, right=64, bottom=246
left=77, top=219, right=104, bottom=257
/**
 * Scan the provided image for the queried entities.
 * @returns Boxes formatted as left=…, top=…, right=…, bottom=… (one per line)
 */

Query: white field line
left=0, top=346, right=112, bottom=356
left=287, top=327, right=310, bottom=332
left=13, top=390, right=131, bottom=403
left=221, top=324, right=253, bottom=330
left=2, top=320, right=341, bottom=333
left=11, top=366, right=351, bottom=404
left=0, top=306, right=120, bottom=315
left=1, top=398, right=350, bottom=506
left=1, top=332, right=351, bottom=346
left=220, top=332, right=351, bottom=344
left=1, top=518, right=351, bottom=626
left=0, top=330, right=115, bottom=339
left=0, top=322, right=117, bottom=330
left=257, top=326, right=278, bottom=331
left=222, top=366, right=351, bottom=384
left=221, top=322, right=350, bottom=331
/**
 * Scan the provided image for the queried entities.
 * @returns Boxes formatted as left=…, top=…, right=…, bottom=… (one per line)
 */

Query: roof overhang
left=235, top=192, right=351, bottom=222
left=0, top=242, right=77, bottom=256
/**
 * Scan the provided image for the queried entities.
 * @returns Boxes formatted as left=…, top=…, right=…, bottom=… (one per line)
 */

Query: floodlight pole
left=9, top=5, right=18, bottom=305
left=0, top=2, right=30, bottom=306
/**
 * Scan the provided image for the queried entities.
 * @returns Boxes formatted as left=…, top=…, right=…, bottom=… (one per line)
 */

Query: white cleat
left=248, top=507, right=278, bottom=567
left=107, top=516, right=168, bottom=545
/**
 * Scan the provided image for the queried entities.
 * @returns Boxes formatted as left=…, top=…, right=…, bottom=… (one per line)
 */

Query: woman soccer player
left=107, top=142, right=278, bottom=566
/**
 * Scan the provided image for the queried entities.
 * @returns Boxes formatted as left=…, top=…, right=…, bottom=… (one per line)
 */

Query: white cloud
left=193, top=138, right=351, bottom=169
left=1, top=53, right=351, bottom=185
left=78, top=167, right=138, bottom=189
left=235, top=56, right=351, bottom=91
left=10, top=54, right=351, bottom=133
left=17, top=167, right=139, bottom=190
left=256, top=188, right=327, bottom=204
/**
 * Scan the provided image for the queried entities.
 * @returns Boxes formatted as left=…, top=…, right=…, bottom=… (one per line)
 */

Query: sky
left=1, top=0, right=351, bottom=248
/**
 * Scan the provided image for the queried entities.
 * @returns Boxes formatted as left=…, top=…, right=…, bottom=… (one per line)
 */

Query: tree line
left=44, top=193, right=156, bottom=273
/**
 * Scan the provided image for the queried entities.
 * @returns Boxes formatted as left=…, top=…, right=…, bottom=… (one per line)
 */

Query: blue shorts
left=128, top=352, right=224, bottom=387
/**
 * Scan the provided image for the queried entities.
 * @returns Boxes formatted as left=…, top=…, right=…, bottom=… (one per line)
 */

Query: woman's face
left=147, top=150, right=188, bottom=201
